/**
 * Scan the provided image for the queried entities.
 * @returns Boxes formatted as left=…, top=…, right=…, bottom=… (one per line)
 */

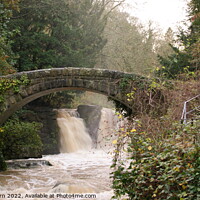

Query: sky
left=124, top=0, right=188, bottom=32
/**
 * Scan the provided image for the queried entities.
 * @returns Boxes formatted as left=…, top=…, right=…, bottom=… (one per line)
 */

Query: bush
left=0, top=119, right=43, bottom=159
left=111, top=121, right=200, bottom=200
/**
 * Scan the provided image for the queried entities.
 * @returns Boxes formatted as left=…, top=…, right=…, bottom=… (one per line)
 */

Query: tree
left=95, top=10, right=164, bottom=75
left=156, top=28, right=175, bottom=58
left=0, top=0, right=19, bottom=75
left=157, top=45, right=191, bottom=79
left=96, top=11, right=144, bottom=72
left=188, top=0, right=200, bottom=70
left=8, top=0, right=110, bottom=71
left=157, top=0, right=200, bottom=78
left=6, top=0, right=126, bottom=107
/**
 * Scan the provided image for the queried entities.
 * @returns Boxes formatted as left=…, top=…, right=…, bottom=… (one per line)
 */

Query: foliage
left=111, top=120, right=200, bottom=200
left=156, top=0, right=200, bottom=79
left=10, top=108, right=59, bottom=155
left=0, top=75, right=30, bottom=110
left=7, top=0, right=109, bottom=71
left=95, top=10, right=174, bottom=75
left=188, top=0, right=200, bottom=69
left=0, top=56, right=16, bottom=75
left=0, top=74, right=29, bottom=95
left=0, top=118, right=43, bottom=159
left=156, top=28, right=175, bottom=58
left=30, top=91, right=79, bottom=108
left=157, top=45, right=191, bottom=79
left=113, top=75, right=171, bottom=118
left=0, top=0, right=20, bottom=167
left=0, top=0, right=19, bottom=75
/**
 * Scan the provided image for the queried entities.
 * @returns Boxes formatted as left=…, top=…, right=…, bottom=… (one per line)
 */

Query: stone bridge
left=0, top=67, right=150, bottom=125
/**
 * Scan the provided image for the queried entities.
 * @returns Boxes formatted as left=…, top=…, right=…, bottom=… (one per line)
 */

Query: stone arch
left=0, top=68, right=143, bottom=125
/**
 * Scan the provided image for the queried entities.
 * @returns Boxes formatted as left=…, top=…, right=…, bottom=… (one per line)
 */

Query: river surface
left=0, top=108, right=118, bottom=200
left=0, top=150, right=114, bottom=200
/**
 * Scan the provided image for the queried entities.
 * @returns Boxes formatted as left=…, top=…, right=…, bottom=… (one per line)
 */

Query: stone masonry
left=0, top=67, right=146, bottom=125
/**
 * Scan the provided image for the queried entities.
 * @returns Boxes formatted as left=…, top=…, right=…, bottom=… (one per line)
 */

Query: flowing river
left=0, top=108, right=118, bottom=200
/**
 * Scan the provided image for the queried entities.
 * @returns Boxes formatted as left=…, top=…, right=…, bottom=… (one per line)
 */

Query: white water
left=0, top=151, right=113, bottom=199
left=56, top=109, right=92, bottom=153
left=97, top=108, right=118, bottom=150
left=0, top=108, right=117, bottom=200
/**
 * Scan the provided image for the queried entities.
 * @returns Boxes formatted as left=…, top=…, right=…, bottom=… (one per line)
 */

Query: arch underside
left=0, top=67, right=140, bottom=125
left=0, top=86, right=131, bottom=125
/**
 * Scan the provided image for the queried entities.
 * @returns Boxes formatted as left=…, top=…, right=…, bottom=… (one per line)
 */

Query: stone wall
left=20, top=104, right=60, bottom=155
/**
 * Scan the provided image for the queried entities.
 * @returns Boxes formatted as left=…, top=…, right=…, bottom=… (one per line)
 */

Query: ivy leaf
left=148, top=146, right=152, bottom=151
left=112, top=140, right=118, bottom=145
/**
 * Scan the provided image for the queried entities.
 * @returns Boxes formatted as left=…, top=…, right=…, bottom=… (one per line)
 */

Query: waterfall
left=97, top=108, right=118, bottom=149
left=0, top=107, right=116, bottom=199
left=56, top=109, right=92, bottom=153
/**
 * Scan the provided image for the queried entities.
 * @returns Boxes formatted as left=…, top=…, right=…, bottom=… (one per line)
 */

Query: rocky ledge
left=6, top=159, right=52, bottom=169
